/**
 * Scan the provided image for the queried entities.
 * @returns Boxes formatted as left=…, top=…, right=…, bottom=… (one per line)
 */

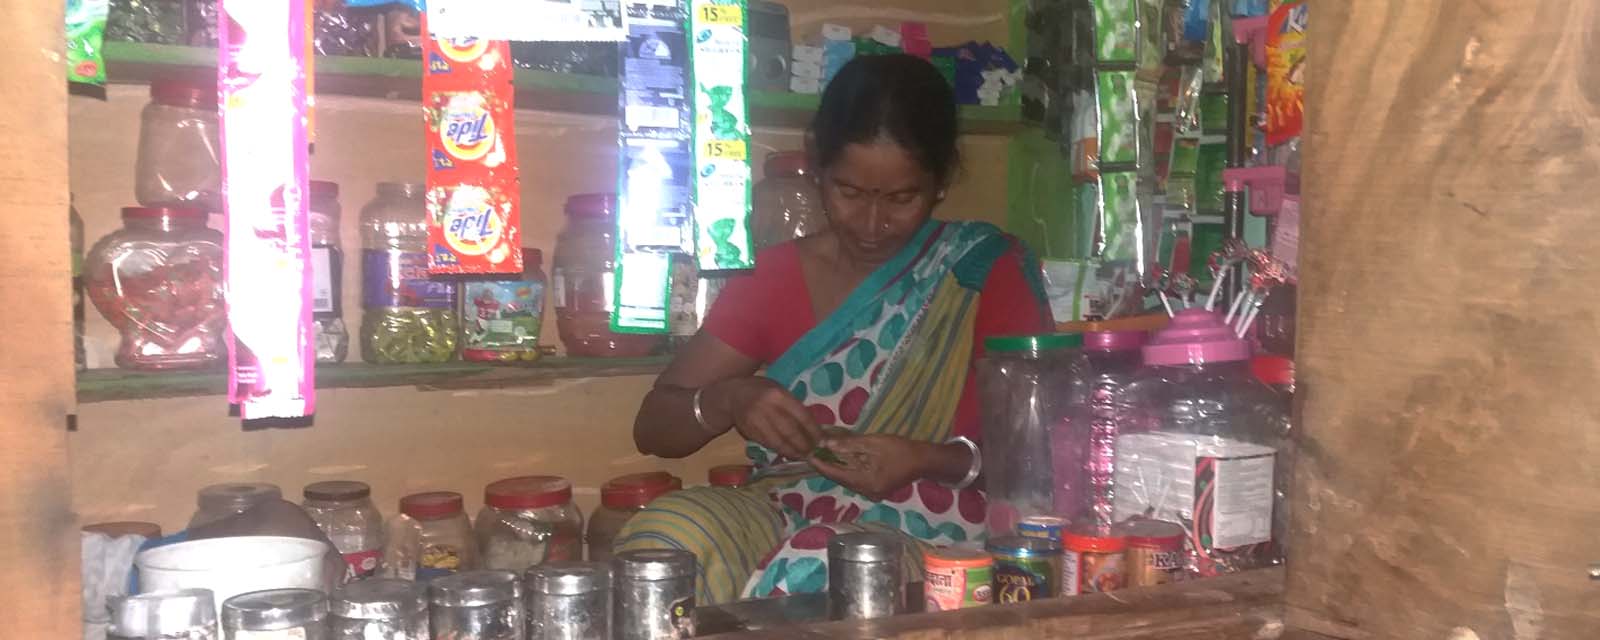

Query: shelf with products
left=99, top=42, right=1024, bottom=134
left=76, top=356, right=671, bottom=404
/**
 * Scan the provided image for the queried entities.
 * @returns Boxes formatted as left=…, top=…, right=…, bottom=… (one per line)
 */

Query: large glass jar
left=462, top=248, right=547, bottom=363
left=135, top=79, right=221, bottom=210
left=977, top=334, right=1090, bottom=537
left=188, top=483, right=284, bottom=529
left=390, top=491, right=478, bottom=582
left=751, top=151, right=826, bottom=251
left=85, top=207, right=226, bottom=370
left=552, top=193, right=664, bottom=358
left=360, top=182, right=459, bottom=364
left=310, top=181, right=349, bottom=363
left=586, top=472, right=681, bottom=563
left=302, top=480, right=385, bottom=581
left=1115, top=309, right=1292, bottom=578
left=476, top=475, right=584, bottom=571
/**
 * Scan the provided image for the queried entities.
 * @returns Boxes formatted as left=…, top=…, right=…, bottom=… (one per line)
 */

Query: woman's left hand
left=810, top=434, right=940, bottom=501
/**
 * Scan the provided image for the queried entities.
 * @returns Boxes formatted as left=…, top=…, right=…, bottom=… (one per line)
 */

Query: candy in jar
left=85, top=207, right=226, bottom=370
left=360, top=182, right=459, bottom=364
left=390, top=491, right=478, bottom=582
left=476, top=476, right=584, bottom=571
left=462, top=248, right=547, bottom=363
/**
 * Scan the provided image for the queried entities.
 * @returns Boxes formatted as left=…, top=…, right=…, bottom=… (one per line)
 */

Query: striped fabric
left=616, top=484, right=785, bottom=604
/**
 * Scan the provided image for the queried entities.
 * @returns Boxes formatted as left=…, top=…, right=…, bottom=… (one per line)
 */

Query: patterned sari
left=616, top=220, right=1045, bottom=604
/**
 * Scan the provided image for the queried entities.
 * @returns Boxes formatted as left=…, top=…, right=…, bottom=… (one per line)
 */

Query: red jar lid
left=399, top=491, right=464, bottom=520
left=565, top=193, right=617, bottom=218
left=122, top=206, right=207, bottom=221
left=1061, top=524, right=1127, bottom=553
left=150, top=78, right=217, bottom=109
left=1112, top=519, right=1185, bottom=549
left=707, top=464, right=752, bottom=488
left=485, top=475, right=573, bottom=510
left=523, top=248, right=542, bottom=268
left=1251, top=355, right=1295, bottom=387
left=309, top=180, right=340, bottom=200
left=764, top=151, right=809, bottom=178
left=600, top=471, right=682, bottom=509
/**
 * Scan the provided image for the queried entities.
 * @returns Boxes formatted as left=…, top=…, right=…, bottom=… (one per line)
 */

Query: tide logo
left=439, top=94, right=496, bottom=162
left=442, top=187, right=503, bottom=257
left=439, top=37, right=489, bottom=63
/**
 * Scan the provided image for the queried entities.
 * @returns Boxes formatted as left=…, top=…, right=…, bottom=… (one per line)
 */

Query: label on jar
left=343, top=548, right=383, bottom=581
left=311, top=246, right=339, bottom=315
left=463, top=278, right=543, bottom=350
left=993, top=554, right=1056, bottom=603
left=924, top=564, right=993, bottom=611
left=363, top=249, right=456, bottom=309
left=1062, top=549, right=1124, bottom=596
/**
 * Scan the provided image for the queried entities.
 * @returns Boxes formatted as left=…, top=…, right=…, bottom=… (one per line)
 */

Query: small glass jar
left=86, top=207, right=226, bottom=371
left=330, top=578, right=429, bottom=640
left=476, top=476, right=584, bottom=571
left=310, top=180, right=349, bottom=363
left=188, top=483, right=284, bottom=530
left=462, top=248, right=548, bottom=363
left=392, top=491, right=478, bottom=582
left=109, top=589, right=217, bottom=640
left=360, top=182, right=459, bottom=364
left=221, top=589, right=329, bottom=640
left=751, top=151, right=826, bottom=251
left=586, top=472, right=680, bottom=563
left=302, top=481, right=385, bottom=581
left=428, top=571, right=525, bottom=640
left=551, top=194, right=664, bottom=358
left=135, top=79, right=221, bottom=210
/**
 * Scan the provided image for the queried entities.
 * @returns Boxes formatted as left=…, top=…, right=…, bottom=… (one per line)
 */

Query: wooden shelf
left=100, top=42, right=1024, bottom=134
left=76, top=356, right=670, bottom=404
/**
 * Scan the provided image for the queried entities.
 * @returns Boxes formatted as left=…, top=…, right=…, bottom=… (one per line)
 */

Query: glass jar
left=109, top=589, right=217, bottom=640
left=379, top=4, right=423, bottom=58
left=462, top=248, right=548, bottom=363
left=302, top=481, right=385, bottom=581
left=309, top=181, right=349, bottom=363
left=1074, top=330, right=1148, bottom=529
left=221, top=589, right=329, bottom=640
left=428, top=571, right=525, bottom=640
left=311, top=1, right=378, bottom=57
left=751, top=151, right=826, bottom=251
left=977, top=334, right=1090, bottom=537
left=552, top=193, right=664, bottom=358
left=71, top=196, right=86, bottom=371
left=389, top=491, right=478, bottom=582
left=135, top=79, right=221, bottom=210
left=476, top=476, right=584, bottom=571
left=86, top=207, right=226, bottom=371
left=189, top=483, right=284, bottom=529
left=1116, top=309, right=1292, bottom=577
left=360, top=182, right=459, bottom=364
left=586, top=472, right=681, bottom=563
left=330, top=578, right=429, bottom=640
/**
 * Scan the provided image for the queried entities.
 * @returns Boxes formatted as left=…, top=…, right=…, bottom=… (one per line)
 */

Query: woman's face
left=818, top=139, right=941, bottom=265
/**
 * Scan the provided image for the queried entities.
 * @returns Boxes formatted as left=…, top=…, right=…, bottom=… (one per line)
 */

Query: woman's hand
left=712, top=377, right=823, bottom=461
left=810, top=434, right=962, bottom=501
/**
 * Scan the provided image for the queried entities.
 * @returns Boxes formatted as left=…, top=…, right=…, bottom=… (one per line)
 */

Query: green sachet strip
left=66, top=0, right=110, bottom=85
left=1096, top=70, right=1139, bottom=167
left=1093, top=0, right=1138, bottom=63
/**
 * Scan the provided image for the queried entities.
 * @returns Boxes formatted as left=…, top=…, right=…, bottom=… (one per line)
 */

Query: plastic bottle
left=359, top=182, right=459, bottom=364
left=1066, top=330, right=1147, bottom=529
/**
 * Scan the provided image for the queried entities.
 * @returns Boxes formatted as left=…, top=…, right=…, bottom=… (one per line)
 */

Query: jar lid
left=526, top=561, right=612, bottom=596
left=986, top=535, right=1061, bottom=556
left=1142, top=308, right=1251, bottom=366
left=399, top=491, right=465, bottom=520
left=376, top=182, right=426, bottom=199
left=828, top=532, right=902, bottom=563
left=331, top=578, right=427, bottom=620
left=523, top=247, right=543, bottom=268
left=309, top=180, right=340, bottom=201
left=196, top=483, right=283, bottom=514
left=1111, top=519, right=1186, bottom=548
left=1083, top=330, right=1147, bottom=352
left=616, top=549, right=696, bottom=581
left=221, top=589, right=328, bottom=631
left=600, top=472, right=681, bottom=509
left=1251, top=355, right=1295, bottom=387
left=150, top=78, right=217, bottom=109
left=429, top=570, right=522, bottom=607
left=983, top=333, right=1083, bottom=353
left=82, top=521, right=163, bottom=539
left=707, top=464, right=752, bottom=488
left=111, top=589, right=216, bottom=637
left=485, top=475, right=573, bottom=510
left=565, top=193, right=617, bottom=218
left=923, top=546, right=993, bottom=569
left=1060, top=524, right=1128, bottom=553
left=764, top=151, right=809, bottom=177
left=303, top=480, right=371, bottom=502
left=122, top=206, right=208, bottom=221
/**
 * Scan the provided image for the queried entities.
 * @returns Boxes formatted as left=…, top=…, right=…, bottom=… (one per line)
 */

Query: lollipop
left=1204, top=239, right=1252, bottom=311
left=1168, top=272, right=1199, bottom=310
left=1234, top=251, right=1290, bottom=337
left=1145, top=265, right=1175, bottom=317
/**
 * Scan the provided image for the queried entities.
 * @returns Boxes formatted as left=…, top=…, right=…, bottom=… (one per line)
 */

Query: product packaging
left=423, top=0, right=626, bottom=42
left=1265, top=0, right=1306, bottom=147
left=690, top=0, right=754, bottom=271
left=66, top=0, right=110, bottom=85
left=1092, top=0, right=1137, bottom=63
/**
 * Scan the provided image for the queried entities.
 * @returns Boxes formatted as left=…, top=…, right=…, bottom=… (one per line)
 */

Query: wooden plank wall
left=1293, top=1, right=1600, bottom=637
left=0, top=0, right=80, bottom=636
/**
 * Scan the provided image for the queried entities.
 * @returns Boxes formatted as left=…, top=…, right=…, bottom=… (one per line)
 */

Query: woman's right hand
left=713, top=376, right=823, bottom=461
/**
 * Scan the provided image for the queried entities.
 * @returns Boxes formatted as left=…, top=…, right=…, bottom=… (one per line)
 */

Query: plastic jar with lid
left=188, top=483, right=284, bottom=529
left=752, top=151, right=826, bottom=251
left=360, top=182, right=459, bottom=364
left=462, top=248, right=548, bottom=363
left=135, top=79, right=221, bottom=210
left=302, top=481, right=385, bottom=581
left=309, top=180, right=349, bottom=363
left=977, top=334, right=1091, bottom=537
left=586, top=472, right=682, bottom=563
left=476, top=476, right=584, bottom=571
left=551, top=193, right=664, bottom=358
left=391, top=491, right=478, bottom=582
left=85, top=206, right=226, bottom=370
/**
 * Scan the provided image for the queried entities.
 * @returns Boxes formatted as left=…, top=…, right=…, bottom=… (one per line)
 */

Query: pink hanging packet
left=219, top=1, right=316, bottom=419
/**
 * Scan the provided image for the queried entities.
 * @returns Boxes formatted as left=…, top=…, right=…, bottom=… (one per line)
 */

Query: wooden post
left=1293, top=1, right=1600, bottom=636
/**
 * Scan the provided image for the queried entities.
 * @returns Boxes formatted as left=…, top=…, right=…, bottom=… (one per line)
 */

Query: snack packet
left=66, top=0, right=110, bottom=85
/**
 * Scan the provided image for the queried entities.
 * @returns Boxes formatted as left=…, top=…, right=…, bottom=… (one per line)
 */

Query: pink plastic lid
left=1141, top=308, right=1250, bottom=366
left=1084, top=330, right=1146, bottom=352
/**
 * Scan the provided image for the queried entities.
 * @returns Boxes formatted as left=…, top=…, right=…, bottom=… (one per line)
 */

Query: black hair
left=809, top=54, right=960, bottom=186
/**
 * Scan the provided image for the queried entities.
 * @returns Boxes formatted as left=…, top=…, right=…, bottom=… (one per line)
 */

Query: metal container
left=221, top=589, right=329, bottom=640
left=826, top=533, right=903, bottom=620
left=329, top=578, right=429, bottom=640
left=525, top=562, right=611, bottom=640
left=109, top=589, right=218, bottom=640
left=429, top=570, right=525, bottom=640
left=613, top=549, right=696, bottom=640
left=987, top=535, right=1062, bottom=603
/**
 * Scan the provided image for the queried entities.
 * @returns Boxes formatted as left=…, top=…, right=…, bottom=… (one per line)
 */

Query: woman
left=618, top=54, right=1053, bottom=604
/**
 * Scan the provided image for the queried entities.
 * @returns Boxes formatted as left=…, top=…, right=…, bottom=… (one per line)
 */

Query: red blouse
left=702, top=238, right=1054, bottom=440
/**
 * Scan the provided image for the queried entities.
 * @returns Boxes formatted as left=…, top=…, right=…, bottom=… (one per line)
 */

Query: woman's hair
left=809, top=54, right=960, bottom=186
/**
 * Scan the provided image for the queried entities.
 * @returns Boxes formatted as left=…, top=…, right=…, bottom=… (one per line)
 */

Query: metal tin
left=221, top=589, right=329, bottom=639
left=1017, top=515, right=1069, bottom=541
left=987, top=535, right=1061, bottom=603
left=109, top=589, right=218, bottom=640
left=826, top=533, right=903, bottom=620
left=525, top=562, right=612, bottom=640
left=1114, top=519, right=1185, bottom=588
left=430, top=570, right=526, bottom=640
left=922, top=547, right=993, bottom=611
left=1060, top=524, right=1127, bottom=596
left=329, top=578, right=428, bottom=640
left=613, top=549, right=696, bottom=640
